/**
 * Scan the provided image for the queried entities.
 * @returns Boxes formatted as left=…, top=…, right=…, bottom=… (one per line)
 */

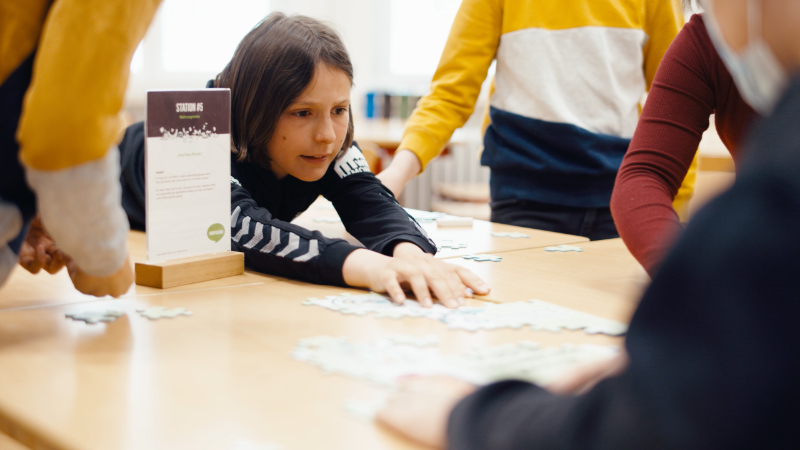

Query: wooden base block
left=135, top=251, right=244, bottom=289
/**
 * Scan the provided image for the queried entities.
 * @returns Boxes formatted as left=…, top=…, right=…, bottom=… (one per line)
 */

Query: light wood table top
left=446, top=239, right=649, bottom=324
left=0, top=280, right=628, bottom=450
left=0, top=231, right=282, bottom=312
left=292, top=199, right=589, bottom=259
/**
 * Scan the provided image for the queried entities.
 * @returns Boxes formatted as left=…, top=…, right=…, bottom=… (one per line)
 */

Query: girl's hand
left=342, top=247, right=490, bottom=308
left=376, top=376, right=476, bottom=448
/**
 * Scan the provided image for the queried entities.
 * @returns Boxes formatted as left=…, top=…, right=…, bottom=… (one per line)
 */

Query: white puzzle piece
left=302, top=294, right=628, bottom=335
left=404, top=208, right=447, bottom=223
left=437, top=239, right=468, bottom=250
left=545, top=245, right=583, bottom=252
left=491, top=232, right=530, bottom=239
left=65, top=310, right=125, bottom=324
left=462, top=254, right=502, bottom=262
left=137, top=306, right=193, bottom=320
left=293, top=335, right=619, bottom=386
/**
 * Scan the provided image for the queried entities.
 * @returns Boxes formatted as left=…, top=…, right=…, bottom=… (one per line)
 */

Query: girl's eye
left=294, top=110, right=311, bottom=117
left=333, top=107, right=348, bottom=115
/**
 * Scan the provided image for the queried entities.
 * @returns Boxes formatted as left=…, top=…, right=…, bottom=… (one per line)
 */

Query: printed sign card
left=145, top=89, right=231, bottom=262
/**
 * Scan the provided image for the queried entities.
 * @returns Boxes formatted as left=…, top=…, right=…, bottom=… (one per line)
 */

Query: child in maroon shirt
left=611, top=13, right=758, bottom=275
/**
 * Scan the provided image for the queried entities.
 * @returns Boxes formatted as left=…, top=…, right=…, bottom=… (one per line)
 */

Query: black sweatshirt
left=118, top=122, right=436, bottom=287
left=447, top=77, right=800, bottom=449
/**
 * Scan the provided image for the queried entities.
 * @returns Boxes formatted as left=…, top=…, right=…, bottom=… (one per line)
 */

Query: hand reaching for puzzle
left=545, top=350, right=629, bottom=395
left=66, top=254, right=134, bottom=298
left=377, top=376, right=476, bottom=449
left=342, top=245, right=490, bottom=309
left=18, top=215, right=67, bottom=275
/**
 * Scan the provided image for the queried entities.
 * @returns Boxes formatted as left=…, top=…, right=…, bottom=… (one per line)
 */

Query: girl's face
left=266, top=63, right=351, bottom=181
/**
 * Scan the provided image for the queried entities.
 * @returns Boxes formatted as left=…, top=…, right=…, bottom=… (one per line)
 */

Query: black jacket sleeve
left=323, top=144, right=437, bottom=256
left=447, top=78, right=800, bottom=449
left=231, top=178, right=360, bottom=287
left=118, top=122, right=146, bottom=230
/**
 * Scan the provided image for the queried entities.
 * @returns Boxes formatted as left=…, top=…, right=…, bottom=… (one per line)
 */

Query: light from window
left=161, top=0, right=270, bottom=73
left=130, top=43, right=144, bottom=73
left=389, top=0, right=461, bottom=76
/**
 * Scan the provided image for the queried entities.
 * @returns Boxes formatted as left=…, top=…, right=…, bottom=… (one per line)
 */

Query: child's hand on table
left=342, top=243, right=490, bottom=308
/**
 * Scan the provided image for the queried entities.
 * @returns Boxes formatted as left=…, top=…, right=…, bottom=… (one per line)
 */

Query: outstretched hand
left=342, top=244, right=491, bottom=309
left=18, top=215, right=67, bottom=275
left=66, top=255, right=134, bottom=298
left=377, top=376, right=476, bottom=448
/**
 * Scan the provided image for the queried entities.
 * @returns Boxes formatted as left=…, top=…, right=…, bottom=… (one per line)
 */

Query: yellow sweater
left=1, top=0, right=161, bottom=171
left=399, top=0, right=696, bottom=213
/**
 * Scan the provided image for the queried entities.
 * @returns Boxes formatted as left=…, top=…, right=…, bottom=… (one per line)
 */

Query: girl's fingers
left=407, top=274, right=433, bottom=307
left=442, top=268, right=467, bottom=306
left=456, top=266, right=490, bottom=295
left=384, top=275, right=406, bottom=305
left=424, top=269, right=459, bottom=308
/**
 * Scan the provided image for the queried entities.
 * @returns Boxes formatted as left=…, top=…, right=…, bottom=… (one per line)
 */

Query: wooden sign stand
left=135, top=251, right=244, bottom=289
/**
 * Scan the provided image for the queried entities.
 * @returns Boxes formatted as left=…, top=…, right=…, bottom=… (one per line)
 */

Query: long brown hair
left=215, top=12, right=354, bottom=168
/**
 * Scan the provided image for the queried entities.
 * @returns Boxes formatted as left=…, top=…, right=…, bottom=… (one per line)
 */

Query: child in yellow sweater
left=377, top=0, right=690, bottom=240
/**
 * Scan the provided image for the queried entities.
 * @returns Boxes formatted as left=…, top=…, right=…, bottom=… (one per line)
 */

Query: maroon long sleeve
left=611, top=14, right=757, bottom=275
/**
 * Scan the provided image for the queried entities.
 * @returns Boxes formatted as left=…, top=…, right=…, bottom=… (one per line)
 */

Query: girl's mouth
left=300, top=155, right=329, bottom=164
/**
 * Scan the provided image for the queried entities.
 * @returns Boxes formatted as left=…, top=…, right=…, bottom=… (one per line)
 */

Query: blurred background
left=124, top=0, right=733, bottom=219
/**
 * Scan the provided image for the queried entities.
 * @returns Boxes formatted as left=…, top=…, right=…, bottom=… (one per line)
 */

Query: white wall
left=125, top=0, right=467, bottom=120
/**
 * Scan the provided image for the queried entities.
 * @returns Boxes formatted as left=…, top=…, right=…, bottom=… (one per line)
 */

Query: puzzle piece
left=65, top=310, right=125, bottom=324
left=403, top=208, right=446, bottom=223
left=544, top=245, right=583, bottom=252
left=436, top=239, right=468, bottom=250
left=462, top=254, right=502, bottom=262
left=302, top=294, right=628, bottom=335
left=294, top=335, right=619, bottom=386
left=491, top=232, right=530, bottom=239
left=312, top=217, right=341, bottom=223
left=136, top=306, right=193, bottom=320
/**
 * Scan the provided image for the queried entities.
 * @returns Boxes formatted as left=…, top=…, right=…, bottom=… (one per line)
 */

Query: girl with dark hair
left=118, top=13, right=489, bottom=307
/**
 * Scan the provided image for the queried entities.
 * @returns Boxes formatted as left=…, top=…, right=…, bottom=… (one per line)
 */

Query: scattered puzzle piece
left=437, top=239, right=468, bottom=250
left=136, top=306, right=193, bottom=320
left=302, top=294, right=628, bottom=335
left=312, top=217, right=341, bottom=223
left=404, top=208, right=446, bottom=223
left=462, top=254, right=502, bottom=262
left=491, top=232, right=530, bottom=239
left=294, top=335, right=619, bottom=386
left=545, top=245, right=583, bottom=253
left=65, top=310, right=125, bottom=324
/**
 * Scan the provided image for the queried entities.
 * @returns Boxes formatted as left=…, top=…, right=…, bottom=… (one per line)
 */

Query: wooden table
left=0, top=279, right=630, bottom=450
left=292, top=198, right=589, bottom=259
left=0, top=231, right=282, bottom=312
left=0, top=215, right=643, bottom=449
left=447, top=239, right=649, bottom=324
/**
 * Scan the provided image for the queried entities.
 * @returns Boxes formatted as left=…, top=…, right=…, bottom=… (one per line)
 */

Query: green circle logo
left=207, top=223, right=225, bottom=242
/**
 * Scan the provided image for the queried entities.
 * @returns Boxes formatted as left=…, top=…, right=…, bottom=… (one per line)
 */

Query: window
left=389, top=0, right=461, bottom=76
left=160, top=0, right=271, bottom=73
